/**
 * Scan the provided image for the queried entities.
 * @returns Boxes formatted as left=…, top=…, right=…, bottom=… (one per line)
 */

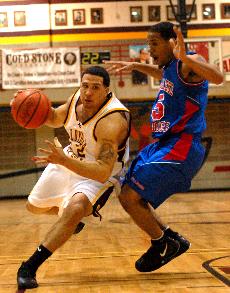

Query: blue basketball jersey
left=124, top=56, right=209, bottom=208
left=151, top=57, right=209, bottom=139
left=124, top=55, right=209, bottom=208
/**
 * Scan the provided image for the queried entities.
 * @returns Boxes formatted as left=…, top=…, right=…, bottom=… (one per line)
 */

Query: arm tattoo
left=197, top=56, right=205, bottom=62
left=98, top=142, right=116, bottom=162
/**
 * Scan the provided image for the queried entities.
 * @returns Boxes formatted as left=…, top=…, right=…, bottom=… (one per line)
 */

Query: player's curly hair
left=82, top=66, right=110, bottom=87
left=149, top=22, right=177, bottom=40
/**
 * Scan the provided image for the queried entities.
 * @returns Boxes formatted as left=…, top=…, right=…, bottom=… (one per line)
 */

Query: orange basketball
left=11, top=89, right=51, bottom=129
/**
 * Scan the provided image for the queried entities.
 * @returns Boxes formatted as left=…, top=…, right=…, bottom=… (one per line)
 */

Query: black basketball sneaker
left=135, top=234, right=180, bottom=272
left=17, top=262, right=38, bottom=289
left=164, top=228, right=191, bottom=257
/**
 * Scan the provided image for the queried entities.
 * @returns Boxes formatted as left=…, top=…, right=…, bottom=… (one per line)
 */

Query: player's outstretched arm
left=170, top=27, right=224, bottom=85
left=33, top=112, right=129, bottom=183
left=104, top=60, right=163, bottom=80
left=181, top=54, right=224, bottom=85
left=45, top=95, right=72, bottom=128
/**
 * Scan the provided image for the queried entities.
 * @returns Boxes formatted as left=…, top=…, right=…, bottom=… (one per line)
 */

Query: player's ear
left=105, top=87, right=110, bottom=95
left=169, top=38, right=176, bottom=49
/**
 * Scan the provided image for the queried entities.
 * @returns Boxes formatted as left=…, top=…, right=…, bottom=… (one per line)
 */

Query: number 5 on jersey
left=151, top=93, right=165, bottom=121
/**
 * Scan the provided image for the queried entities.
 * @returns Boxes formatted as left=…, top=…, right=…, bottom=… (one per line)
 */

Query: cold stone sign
left=2, top=48, right=81, bottom=89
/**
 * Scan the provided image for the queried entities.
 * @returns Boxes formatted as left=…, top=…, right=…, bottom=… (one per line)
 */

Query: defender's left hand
left=32, top=138, right=65, bottom=165
left=170, top=26, right=187, bottom=62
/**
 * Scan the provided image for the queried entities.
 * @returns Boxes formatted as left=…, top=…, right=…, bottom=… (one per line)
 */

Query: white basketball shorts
left=28, top=163, right=120, bottom=216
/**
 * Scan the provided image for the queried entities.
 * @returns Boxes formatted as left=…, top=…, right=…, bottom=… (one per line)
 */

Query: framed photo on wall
left=91, top=8, right=103, bottom=24
left=202, top=4, right=215, bottom=20
left=130, top=6, right=143, bottom=22
left=14, top=11, right=26, bottom=26
left=148, top=6, right=161, bottom=21
left=129, top=45, right=150, bottom=85
left=221, top=3, right=230, bottom=19
left=166, top=5, right=177, bottom=20
left=55, top=10, right=67, bottom=26
left=0, top=12, right=8, bottom=27
left=186, top=5, right=197, bottom=20
left=73, top=9, right=85, bottom=25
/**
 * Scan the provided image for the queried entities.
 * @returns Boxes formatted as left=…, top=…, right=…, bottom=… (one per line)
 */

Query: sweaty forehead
left=81, top=74, right=104, bottom=85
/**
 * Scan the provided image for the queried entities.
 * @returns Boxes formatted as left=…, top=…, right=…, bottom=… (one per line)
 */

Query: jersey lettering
left=151, top=121, right=170, bottom=132
left=159, top=78, right=174, bottom=96
left=69, top=129, right=86, bottom=158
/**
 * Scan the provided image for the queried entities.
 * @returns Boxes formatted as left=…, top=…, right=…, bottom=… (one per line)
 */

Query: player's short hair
left=81, top=66, right=110, bottom=87
left=149, top=22, right=177, bottom=40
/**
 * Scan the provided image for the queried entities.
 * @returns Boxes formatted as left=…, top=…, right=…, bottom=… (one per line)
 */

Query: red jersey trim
left=171, top=99, right=199, bottom=133
left=163, top=133, right=193, bottom=161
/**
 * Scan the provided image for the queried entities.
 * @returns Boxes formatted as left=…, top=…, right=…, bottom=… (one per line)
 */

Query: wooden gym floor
left=0, top=191, right=229, bottom=293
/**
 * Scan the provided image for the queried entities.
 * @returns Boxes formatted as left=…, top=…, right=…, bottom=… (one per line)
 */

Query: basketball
left=11, top=89, right=51, bottom=129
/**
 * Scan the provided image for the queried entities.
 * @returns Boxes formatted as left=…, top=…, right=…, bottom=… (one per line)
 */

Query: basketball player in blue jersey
left=16, top=66, right=130, bottom=289
left=105, top=22, right=223, bottom=272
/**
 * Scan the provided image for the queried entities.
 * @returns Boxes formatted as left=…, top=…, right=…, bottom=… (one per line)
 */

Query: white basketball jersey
left=63, top=90, right=130, bottom=176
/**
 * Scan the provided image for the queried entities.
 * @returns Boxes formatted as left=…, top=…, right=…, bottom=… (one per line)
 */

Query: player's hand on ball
left=10, top=90, right=23, bottom=106
left=11, top=89, right=51, bottom=129
left=13, top=89, right=35, bottom=99
left=14, top=89, right=23, bottom=96
left=32, top=138, right=65, bottom=165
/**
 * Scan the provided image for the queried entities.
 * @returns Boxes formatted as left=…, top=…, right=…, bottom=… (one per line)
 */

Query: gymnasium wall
left=0, top=0, right=230, bottom=38
left=0, top=0, right=229, bottom=195
left=0, top=100, right=229, bottom=197
left=0, top=0, right=230, bottom=102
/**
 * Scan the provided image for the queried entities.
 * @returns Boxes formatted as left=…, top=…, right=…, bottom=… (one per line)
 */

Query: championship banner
left=2, top=48, right=81, bottom=89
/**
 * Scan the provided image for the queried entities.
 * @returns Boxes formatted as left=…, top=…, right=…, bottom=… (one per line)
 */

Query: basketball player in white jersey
left=17, top=66, right=130, bottom=290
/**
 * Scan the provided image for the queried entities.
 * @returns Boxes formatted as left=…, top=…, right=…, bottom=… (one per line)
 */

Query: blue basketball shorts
left=124, top=134, right=205, bottom=209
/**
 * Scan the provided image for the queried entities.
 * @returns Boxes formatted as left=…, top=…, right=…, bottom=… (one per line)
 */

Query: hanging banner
left=2, top=47, right=81, bottom=89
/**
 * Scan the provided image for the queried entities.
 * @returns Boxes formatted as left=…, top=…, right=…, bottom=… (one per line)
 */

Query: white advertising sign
left=2, top=48, right=81, bottom=89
